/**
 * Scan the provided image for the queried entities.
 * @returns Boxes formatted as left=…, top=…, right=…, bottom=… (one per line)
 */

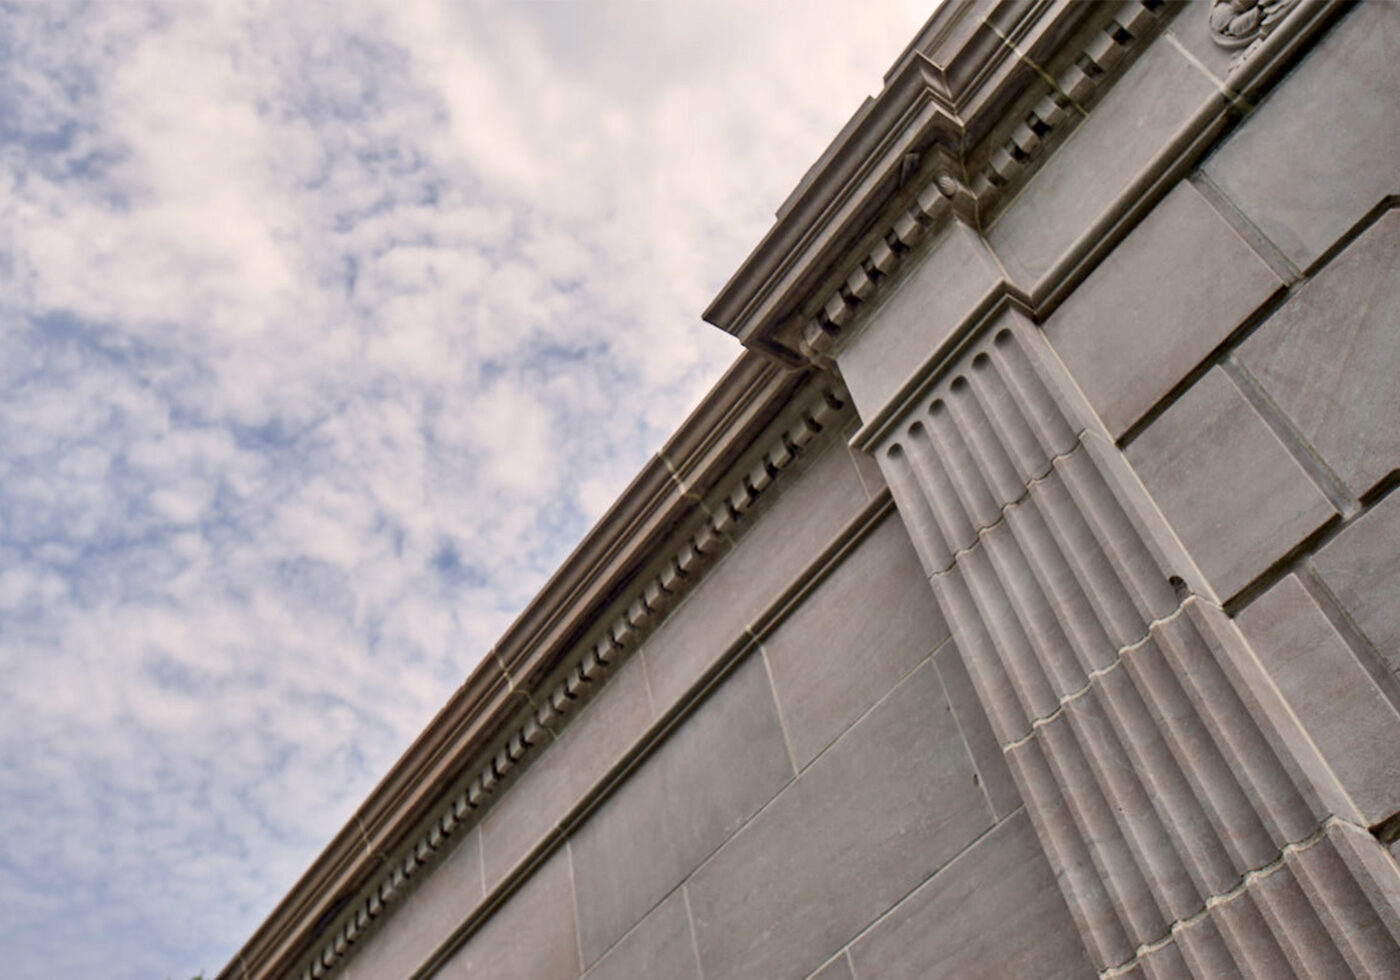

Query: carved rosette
left=1208, top=0, right=1301, bottom=50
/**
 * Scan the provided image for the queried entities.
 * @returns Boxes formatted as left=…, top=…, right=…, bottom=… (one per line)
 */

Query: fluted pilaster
left=875, top=311, right=1400, bottom=977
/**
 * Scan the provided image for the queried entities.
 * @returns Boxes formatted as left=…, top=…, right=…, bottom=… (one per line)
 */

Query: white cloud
left=0, top=1, right=931, bottom=976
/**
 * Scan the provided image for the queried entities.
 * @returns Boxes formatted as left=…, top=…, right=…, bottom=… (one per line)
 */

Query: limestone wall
left=268, top=3, right=1400, bottom=978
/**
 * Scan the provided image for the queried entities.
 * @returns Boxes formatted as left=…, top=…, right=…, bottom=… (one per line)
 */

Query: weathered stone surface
left=1313, top=491, right=1400, bottom=679
left=1162, top=0, right=1261, bottom=87
left=1126, top=366, right=1335, bottom=600
left=481, top=650, right=654, bottom=888
left=1236, top=574, right=1400, bottom=826
left=848, top=809, right=1094, bottom=979
left=988, top=38, right=1218, bottom=293
left=1045, top=180, right=1281, bottom=437
left=581, top=889, right=698, bottom=980
left=839, top=221, right=1002, bottom=421
left=569, top=652, right=793, bottom=967
left=934, top=639, right=1022, bottom=820
left=642, top=440, right=869, bottom=710
left=805, top=954, right=853, bottom=980
left=1238, top=210, right=1400, bottom=498
left=838, top=420, right=888, bottom=499
left=761, top=513, right=948, bottom=770
left=437, top=846, right=578, bottom=980
left=342, top=829, right=484, bottom=980
left=1202, top=2, right=1400, bottom=271
left=685, top=663, right=992, bottom=980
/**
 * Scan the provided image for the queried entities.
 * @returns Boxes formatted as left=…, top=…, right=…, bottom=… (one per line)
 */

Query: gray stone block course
left=568, top=652, right=794, bottom=967
left=847, top=809, right=1093, bottom=980
left=1236, top=573, right=1400, bottom=826
left=580, top=889, right=699, bottom=980
left=340, top=828, right=485, bottom=980
left=988, top=37, right=1218, bottom=294
left=934, top=640, right=1022, bottom=821
left=1313, top=490, right=1400, bottom=679
left=1238, top=209, right=1400, bottom=499
left=437, top=846, right=579, bottom=980
left=1126, top=366, right=1336, bottom=600
left=641, top=440, right=870, bottom=711
left=761, top=513, right=948, bottom=770
left=685, top=662, right=992, bottom=980
left=1045, top=179, right=1282, bottom=437
left=839, top=220, right=1002, bottom=422
left=1201, top=1, right=1400, bottom=273
left=481, top=650, right=654, bottom=889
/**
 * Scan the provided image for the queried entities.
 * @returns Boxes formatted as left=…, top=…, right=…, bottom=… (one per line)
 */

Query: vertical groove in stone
left=876, top=321, right=1400, bottom=976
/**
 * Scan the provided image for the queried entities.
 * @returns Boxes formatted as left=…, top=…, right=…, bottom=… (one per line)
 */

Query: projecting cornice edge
left=702, top=0, right=1104, bottom=361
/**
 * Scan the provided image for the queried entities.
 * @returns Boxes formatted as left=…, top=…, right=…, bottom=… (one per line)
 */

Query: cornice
left=218, top=354, right=853, bottom=980
left=705, top=0, right=1345, bottom=373
left=702, top=0, right=1105, bottom=362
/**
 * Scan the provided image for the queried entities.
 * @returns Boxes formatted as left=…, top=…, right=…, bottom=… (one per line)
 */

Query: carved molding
left=798, top=0, right=1163, bottom=366
left=876, top=314, right=1400, bottom=976
left=1209, top=0, right=1302, bottom=51
left=296, top=380, right=852, bottom=980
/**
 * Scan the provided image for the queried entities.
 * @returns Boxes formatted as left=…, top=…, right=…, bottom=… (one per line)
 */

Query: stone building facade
left=222, top=1, right=1400, bottom=977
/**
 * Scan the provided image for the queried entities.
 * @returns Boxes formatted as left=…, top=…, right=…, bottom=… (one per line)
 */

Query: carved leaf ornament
left=1209, top=0, right=1300, bottom=49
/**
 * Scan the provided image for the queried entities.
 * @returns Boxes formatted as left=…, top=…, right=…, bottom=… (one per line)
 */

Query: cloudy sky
left=0, top=2, right=929, bottom=976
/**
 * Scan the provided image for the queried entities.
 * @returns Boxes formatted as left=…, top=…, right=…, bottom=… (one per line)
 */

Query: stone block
left=1236, top=574, right=1400, bottom=826
left=685, top=663, right=992, bottom=980
left=582, top=889, right=698, bottom=980
left=1126, top=367, right=1335, bottom=600
left=1313, top=491, right=1400, bottom=678
left=437, top=846, right=578, bottom=980
left=642, top=440, right=870, bottom=711
left=1238, top=210, right=1400, bottom=497
left=481, top=650, right=654, bottom=888
left=988, top=38, right=1218, bottom=293
left=568, top=652, right=793, bottom=967
left=1162, top=0, right=1259, bottom=88
left=837, top=221, right=1002, bottom=422
left=848, top=809, right=1094, bottom=980
left=806, top=955, right=853, bottom=980
left=1046, top=180, right=1281, bottom=437
left=1201, top=2, right=1400, bottom=271
left=343, top=828, right=485, bottom=980
left=934, top=639, right=1022, bottom=820
left=839, top=417, right=887, bottom=499
left=762, top=513, right=948, bottom=770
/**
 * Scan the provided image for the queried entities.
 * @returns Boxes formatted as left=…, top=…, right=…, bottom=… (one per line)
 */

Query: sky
left=0, top=2, right=931, bottom=976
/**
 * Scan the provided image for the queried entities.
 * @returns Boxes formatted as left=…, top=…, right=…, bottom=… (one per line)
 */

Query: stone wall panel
left=580, top=890, right=699, bottom=980
left=987, top=38, right=1217, bottom=294
left=1236, top=574, right=1400, bottom=827
left=1238, top=210, right=1400, bottom=499
left=568, top=652, right=793, bottom=967
left=1312, top=491, right=1400, bottom=680
left=1201, top=1, right=1400, bottom=272
left=848, top=809, right=1094, bottom=980
left=1125, top=366, right=1335, bottom=601
left=760, top=512, right=948, bottom=770
left=480, top=650, right=654, bottom=888
left=340, top=828, right=484, bottom=980
left=436, top=847, right=579, bottom=980
left=684, top=662, right=990, bottom=980
left=641, top=440, right=868, bottom=710
left=1045, top=180, right=1281, bottom=437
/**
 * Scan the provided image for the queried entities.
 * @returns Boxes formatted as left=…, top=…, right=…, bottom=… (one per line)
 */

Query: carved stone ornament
left=1208, top=0, right=1300, bottom=49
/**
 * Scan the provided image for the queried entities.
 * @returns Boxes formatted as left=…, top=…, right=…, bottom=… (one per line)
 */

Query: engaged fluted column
left=863, top=309, right=1400, bottom=978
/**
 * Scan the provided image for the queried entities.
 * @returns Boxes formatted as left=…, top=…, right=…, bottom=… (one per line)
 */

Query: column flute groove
left=875, top=314, right=1400, bottom=977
